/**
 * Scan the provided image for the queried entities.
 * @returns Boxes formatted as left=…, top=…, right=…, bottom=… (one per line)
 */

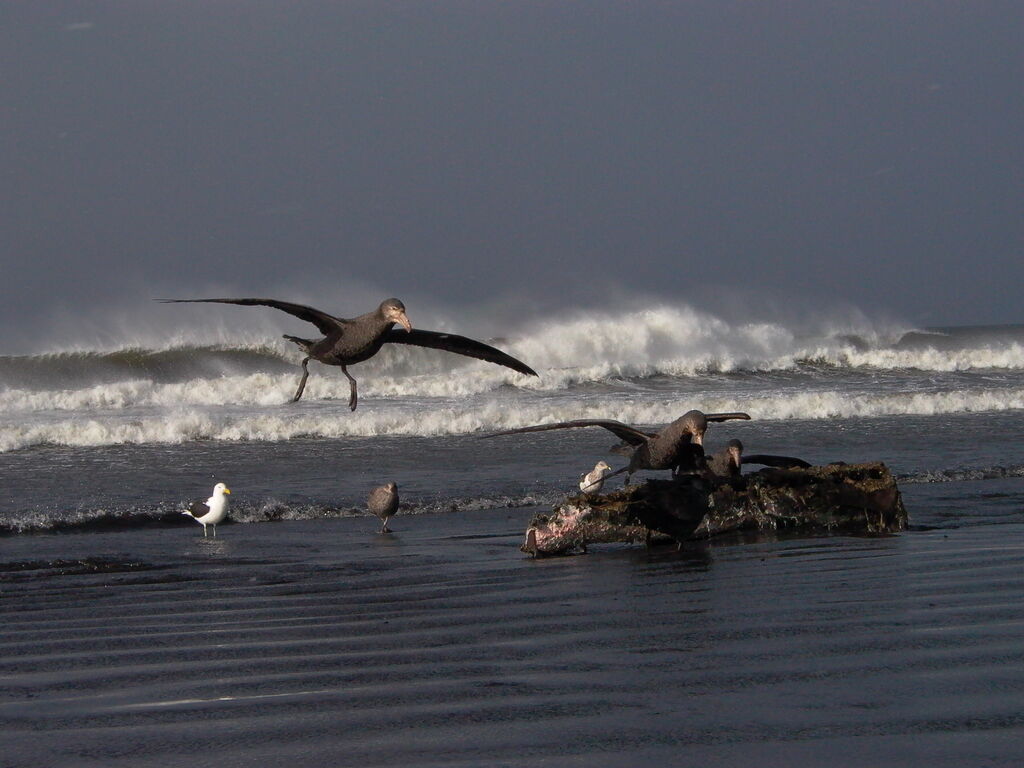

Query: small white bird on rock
left=579, top=461, right=613, bottom=495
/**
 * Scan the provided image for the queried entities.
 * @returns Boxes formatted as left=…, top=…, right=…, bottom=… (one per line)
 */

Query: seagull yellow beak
left=224, top=488, right=231, bottom=494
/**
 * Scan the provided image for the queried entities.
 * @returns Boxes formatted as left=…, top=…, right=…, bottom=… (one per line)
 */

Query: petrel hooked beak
left=397, top=311, right=412, bottom=332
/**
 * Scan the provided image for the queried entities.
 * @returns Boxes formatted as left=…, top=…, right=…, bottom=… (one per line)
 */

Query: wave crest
left=4, top=386, right=1024, bottom=451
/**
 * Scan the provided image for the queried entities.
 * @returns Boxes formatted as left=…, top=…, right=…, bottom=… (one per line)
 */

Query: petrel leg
left=290, top=358, right=311, bottom=403
left=342, top=366, right=358, bottom=411
left=380, top=516, right=390, bottom=534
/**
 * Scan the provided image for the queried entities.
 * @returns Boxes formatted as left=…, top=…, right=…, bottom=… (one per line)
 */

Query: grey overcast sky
left=1, top=1, right=1022, bottom=349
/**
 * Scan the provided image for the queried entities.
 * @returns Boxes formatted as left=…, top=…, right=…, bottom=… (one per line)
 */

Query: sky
left=1, top=1, right=1022, bottom=350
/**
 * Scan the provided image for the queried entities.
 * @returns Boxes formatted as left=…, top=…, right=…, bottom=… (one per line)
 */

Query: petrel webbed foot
left=289, top=358, right=311, bottom=403
left=342, top=366, right=358, bottom=411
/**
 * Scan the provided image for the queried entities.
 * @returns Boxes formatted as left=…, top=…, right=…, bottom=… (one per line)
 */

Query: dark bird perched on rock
left=704, top=438, right=812, bottom=479
left=368, top=482, right=399, bottom=534
left=159, top=297, right=538, bottom=409
left=484, top=410, right=750, bottom=486
left=181, top=482, right=231, bottom=537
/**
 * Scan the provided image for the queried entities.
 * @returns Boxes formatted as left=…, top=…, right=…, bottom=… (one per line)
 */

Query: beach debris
left=522, top=462, right=907, bottom=557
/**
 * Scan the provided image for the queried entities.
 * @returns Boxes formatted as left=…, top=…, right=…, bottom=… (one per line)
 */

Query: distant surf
left=2, top=305, right=1023, bottom=451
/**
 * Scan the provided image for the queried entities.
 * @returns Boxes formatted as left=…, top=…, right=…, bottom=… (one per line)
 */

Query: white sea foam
left=8, top=305, right=1024, bottom=412
left=800, top=343, right=1024, bottom=372
left=4, top=386, right=1024, bottom=452
left=3, top=304, right=1024, bottom=450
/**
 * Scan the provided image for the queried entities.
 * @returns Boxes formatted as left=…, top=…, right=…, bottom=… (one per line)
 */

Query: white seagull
left=579, top=461, right=613, bottom=495
left=182, top=482, right=231, bottom=537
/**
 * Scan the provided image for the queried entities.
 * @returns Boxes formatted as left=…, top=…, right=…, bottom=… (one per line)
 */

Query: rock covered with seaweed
left=522, top=462, right=907, bottom=557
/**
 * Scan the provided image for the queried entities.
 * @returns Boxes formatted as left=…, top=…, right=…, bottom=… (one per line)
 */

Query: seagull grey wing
left=704, top=412, right=752, bottom=422
left=159, top=298, right=343, bottom=336
left=742, top=454, right=812, bottom=469
left=483, top=419, right=652, bottom=445
left=383, top=328, right=538, bottom=376
left=186, top=501, right=211, bottom=516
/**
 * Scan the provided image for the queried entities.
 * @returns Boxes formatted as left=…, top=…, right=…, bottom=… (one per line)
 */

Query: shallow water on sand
left=3, top=320, right=1024, bottom=764
left=3, top=489, right=1024, bottom=767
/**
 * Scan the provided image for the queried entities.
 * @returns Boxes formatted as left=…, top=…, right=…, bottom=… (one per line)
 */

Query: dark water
left=2, top=317, right=1024, bottom=764
left=3, top=496, right=1024, bottom=767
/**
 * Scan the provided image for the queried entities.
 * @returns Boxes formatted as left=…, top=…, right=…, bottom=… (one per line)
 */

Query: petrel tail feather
left=283, top=335, right=315, bottom=353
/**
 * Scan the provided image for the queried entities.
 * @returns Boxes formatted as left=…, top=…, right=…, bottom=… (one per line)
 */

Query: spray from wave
left=2, top=303, right=1023, bottom=451
left=4, top=386, right=1024, bottom=452
left=6, top=305, right=1020, bottom=391
left=0, top=491, right=567, bottom=535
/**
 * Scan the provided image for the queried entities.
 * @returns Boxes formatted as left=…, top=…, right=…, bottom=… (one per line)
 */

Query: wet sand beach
left=4, top=487, right=1024, bottom=767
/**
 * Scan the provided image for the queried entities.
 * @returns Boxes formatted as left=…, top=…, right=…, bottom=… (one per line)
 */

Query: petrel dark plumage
left=484, top=410, right=751, bottom=486
left=159, top=297, right=538, bottom=409
left=705, top=438, right=811, bottom=479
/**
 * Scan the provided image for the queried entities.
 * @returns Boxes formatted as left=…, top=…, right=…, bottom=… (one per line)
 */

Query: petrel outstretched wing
left=704, top=412, right=752, bottom=422
left=159, top=298, right=343, bottom=336
left=384, top=328, right=537, bottom=377
left=742, top=454, right=811, bottom=469
left=483, top=419, right=652, bottom=446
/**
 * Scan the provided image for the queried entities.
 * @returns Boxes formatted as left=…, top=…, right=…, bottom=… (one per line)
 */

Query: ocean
left=3, top=304, right=1024, bottom=765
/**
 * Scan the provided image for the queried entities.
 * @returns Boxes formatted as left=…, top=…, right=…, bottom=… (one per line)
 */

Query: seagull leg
left=342, top=366, right=358, bottom=411
left=290, top=357, right=311, bottom=403
left=202, top=524, right=208, bottom=537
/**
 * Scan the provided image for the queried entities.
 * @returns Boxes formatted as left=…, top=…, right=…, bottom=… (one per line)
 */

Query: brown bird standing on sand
left=485, top=410, right=751, bottom=486
left=160, top=297, right=538, bottom=409
left=367, top=482, right=400, bottom=534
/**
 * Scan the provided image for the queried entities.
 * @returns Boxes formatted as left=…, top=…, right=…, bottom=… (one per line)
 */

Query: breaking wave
left=1, top=309, right=1022, bottom=394
left=0, top=491, right=564, bottom=535
left=898, top=464, right=1024, bottom=484
left=6, top=461, right=1024, bottom=535
left=2, top=306, right=1023, bottom=451
left=3, top=386, right=1024, bottom=452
